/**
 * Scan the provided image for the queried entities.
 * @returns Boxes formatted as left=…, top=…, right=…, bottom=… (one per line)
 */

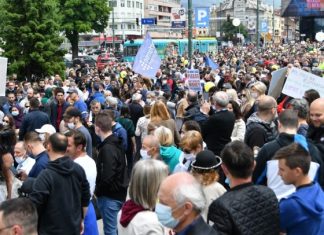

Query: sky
left=180, top=0, right=282, bottom=9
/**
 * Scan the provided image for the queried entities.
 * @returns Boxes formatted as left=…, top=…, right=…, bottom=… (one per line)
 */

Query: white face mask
left=15, top=156, right=25, bottom=164
left=251, top=92, right=259, bottom=99
left=12, top=111, right=19, bottom=116
left=182, top=153, right=195, bottom=161
left=67, top=122, right=75, bottom=129
left=146, top=98, right=152, bottom=104
left=241, top=97, right=247, bottom=104
left=2, top=122, right=8, bottom=126
left=140, top=149, right=151, bottom=160
left=162, top=80, right=167, bottom=85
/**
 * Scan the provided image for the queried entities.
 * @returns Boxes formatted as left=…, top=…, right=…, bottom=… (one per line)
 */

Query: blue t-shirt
left=73, top=100, right=88, bottom=120
left=28, top=151, right=49, bottom=178
left=280, top=182, right=324, bottom=235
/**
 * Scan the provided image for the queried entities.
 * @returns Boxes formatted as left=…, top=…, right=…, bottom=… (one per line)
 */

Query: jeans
left=97, top=196, right=123, bottom=235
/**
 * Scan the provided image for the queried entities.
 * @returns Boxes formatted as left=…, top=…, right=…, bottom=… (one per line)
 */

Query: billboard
left=282, top=0, right=324, bottom=17
left=171, top=8, right=186, bottom=28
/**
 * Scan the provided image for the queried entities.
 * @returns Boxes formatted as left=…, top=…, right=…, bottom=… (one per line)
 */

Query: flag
left=133, top=33, right=161, bottom=78
left=204, top=56, right=219, bottom=70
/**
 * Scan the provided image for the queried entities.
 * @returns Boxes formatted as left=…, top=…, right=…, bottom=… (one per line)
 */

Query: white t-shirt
left=74, top=155, right=97, bottom=196
left=16, top=157, right=36, bottom=175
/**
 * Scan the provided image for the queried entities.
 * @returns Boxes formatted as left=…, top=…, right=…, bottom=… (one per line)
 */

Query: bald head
left=213, top=91, right=229, bottom=108
left=187, top=91, right=198, bottom=104
left=142, top=135, right=160, bottom=159
left=257, top=95, right=277, bottom=113
left=310, top=98, right=324, bottom=127
left=14, top=141, right=27, bottom=159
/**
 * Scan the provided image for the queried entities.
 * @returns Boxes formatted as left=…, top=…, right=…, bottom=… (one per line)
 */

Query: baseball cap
left=35, top=124, right=56, bottom=135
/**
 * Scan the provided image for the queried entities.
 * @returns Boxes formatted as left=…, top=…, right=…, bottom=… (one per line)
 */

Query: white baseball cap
left=35, top=124, right=56, bottom=135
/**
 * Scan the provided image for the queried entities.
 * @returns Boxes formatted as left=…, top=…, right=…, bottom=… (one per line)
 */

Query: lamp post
left=109, top=1, right=117, bottom=52
left=188, top=0, right=193, bottom=67
left=272, top=0, right=275, bottom=43
left=256, top=0, right=260, bottom=50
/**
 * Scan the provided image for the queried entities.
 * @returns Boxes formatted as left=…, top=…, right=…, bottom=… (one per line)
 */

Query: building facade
left=143, top=0, right=181, bottom=38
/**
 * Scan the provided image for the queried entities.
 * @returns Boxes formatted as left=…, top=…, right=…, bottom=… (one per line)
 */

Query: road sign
left=195, top=7, right=209, bottom=28
left=261, top=20, right=268, bottom=32
left=141, top=18, right=157, bottom=25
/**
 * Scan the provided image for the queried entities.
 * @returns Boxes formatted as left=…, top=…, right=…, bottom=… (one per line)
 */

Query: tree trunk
left=68, top=30, right=79, bottom=59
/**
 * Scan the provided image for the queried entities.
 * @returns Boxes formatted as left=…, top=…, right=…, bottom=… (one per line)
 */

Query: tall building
left=143, top=0, right=182, bottom=38
left=210, top=0, right=275, bottom=42
left=105, top=0, right=144, bottom=40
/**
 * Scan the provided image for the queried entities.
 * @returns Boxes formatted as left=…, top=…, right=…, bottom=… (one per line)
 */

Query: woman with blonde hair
left=173, top=130, right=203, bottom=173
left=118, top=159, right=168, bottom=235
left=154, top=126, right=181, bottom=173
left=239, top=88, right=254, bottom=122
left=150, top=100, right=180, bottom=146
left=191, top=150, right=226, bottom=222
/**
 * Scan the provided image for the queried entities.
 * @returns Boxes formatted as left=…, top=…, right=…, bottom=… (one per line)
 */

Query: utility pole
left=272, top=0, right=275, bottom=43
left=112, top=7, right=115, bottom=52
left=188, top=0, right=193, bottom=67
left=256, top=0, right=260, bottom=50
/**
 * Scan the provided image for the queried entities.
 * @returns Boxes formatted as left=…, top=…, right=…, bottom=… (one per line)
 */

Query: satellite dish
left=315, top=32, right=324, bottom=42
left=232, top=18, right=241, bottom=27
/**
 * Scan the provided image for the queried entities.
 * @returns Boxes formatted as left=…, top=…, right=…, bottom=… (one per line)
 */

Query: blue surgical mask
left=155, top=203, right=180, bottom=229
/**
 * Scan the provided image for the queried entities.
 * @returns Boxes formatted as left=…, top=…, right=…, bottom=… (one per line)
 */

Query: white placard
left=268, top=67, right=288, bottom=99
left=171, top=8, right=186, bottom=22
left=0, top=57, right=8, bottom=96
left=282, top=67, right=324, bottom=99
left=187, top=69, right=202, bottom=92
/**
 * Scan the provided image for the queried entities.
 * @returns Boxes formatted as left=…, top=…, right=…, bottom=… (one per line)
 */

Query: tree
left=59, top=0, right=111, bottom=59
left=0, top=0, right=65, bottom=80
left=221, top=21, right=248, bottom=42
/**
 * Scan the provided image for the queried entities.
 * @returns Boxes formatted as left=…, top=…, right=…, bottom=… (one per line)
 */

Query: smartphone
left=9, top=166, right=19, bottom=177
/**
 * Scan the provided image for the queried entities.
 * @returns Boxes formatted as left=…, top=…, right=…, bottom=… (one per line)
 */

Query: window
left=127, top=1, right=130, bottom=7
left=140, top=3, right=142, bottom=9
left=120, top=0, right=125, bottom=7
left=125, top=46, right=140, bottom=56
left=136, top=2, right=139, bottom=8
left=128, top=24, right=132, bottom=29
left=132, top=1, right=134, bottom=7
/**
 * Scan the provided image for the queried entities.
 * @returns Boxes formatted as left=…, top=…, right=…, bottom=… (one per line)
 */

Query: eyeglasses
left=3, top=120, right=9, bottom=123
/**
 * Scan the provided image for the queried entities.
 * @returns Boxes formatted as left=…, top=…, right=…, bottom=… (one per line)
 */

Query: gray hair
left=129, top=159, right=168, bottom=209
left=212, top=91, right=229, bottom=108
left=172, top=177, right=206, bottom=213
left=289, top=98, right=309, bottom=119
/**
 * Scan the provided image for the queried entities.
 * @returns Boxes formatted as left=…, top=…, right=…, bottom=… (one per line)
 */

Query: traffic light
left=136, top=18, right=139, bottom=26
left=227, top=15, right=231, bottom=22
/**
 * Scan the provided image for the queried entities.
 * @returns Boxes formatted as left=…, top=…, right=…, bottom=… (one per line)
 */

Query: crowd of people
left=0, top=41, right=323, bottom=235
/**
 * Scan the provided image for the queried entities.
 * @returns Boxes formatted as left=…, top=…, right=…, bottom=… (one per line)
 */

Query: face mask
left=251, top=92, right=258, bottom=99
left=11, top=111, right=19, bottom=116
left=15, top=156, right=25, bottom=164
left=225, top=177, right=231, bottom=187
left=17, top=96, right=22, bottom=100
left=39, top=133, right=45, bottom=141
left=241, top=97, right=247, bottom=104
left=2, top=122, right=8, bottom=126
left=140, top=149, right=151, bottom=160
left=162, top=80, right=167, bottom=85
left=155, top=203, right=180, bottom=229
left=146, top=99, right=152, bottom=104
left=182, top=153, right=195, bottom=161
left=67, top=122, right=75, bottom=129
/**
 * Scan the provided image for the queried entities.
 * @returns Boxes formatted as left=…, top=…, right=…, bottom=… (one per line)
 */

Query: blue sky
left=181, top=0, right=282, bottom=9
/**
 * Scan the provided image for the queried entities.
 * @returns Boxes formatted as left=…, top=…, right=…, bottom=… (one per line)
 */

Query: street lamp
left=232, top=18, right=241, bottom=44
left=188, top=0, right=193, bottom=67
left=109, top=0, right=117, bottom=52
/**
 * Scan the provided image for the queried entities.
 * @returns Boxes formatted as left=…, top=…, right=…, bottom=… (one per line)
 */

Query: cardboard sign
left=282, top=67, right=324, bottom=98
left=187, top=69, right=202, bottom=92
left=268, top=67, right=288, bottom=99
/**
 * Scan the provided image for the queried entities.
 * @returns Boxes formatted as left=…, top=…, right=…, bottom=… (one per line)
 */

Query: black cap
left=191, top=150, right=222, bottom=170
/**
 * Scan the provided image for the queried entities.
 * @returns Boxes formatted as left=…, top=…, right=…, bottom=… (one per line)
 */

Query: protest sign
left=0, top=57, right=8, bottom=96
left=282, top=67, right=324, bottom=98
left=187, top=69, right=202, bottom=92
left=268, top=67, right=287, bottom=99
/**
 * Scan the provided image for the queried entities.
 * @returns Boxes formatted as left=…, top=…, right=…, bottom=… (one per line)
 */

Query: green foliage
left=0, top=0, right=65, bottom=80
left=59, top=0, right=111, bottom=58
left=221, top=21, right=248, bottom=42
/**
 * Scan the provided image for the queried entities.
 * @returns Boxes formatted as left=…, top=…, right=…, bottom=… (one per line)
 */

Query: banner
left=171, top=8, right=186, bottom=28
left=187, top=69, right=202, bottom=92
left=133, top=33, right=161, bottom=78
left=204, top=56, right=219, bottom=70
left=268, top=67, right=288, bottom=99
left=282, top=67, right=324, bottom=98
left=0, top=57, right=8, bottom=96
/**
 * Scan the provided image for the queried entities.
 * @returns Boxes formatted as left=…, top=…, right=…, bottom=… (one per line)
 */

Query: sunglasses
left=3, top=120, right=9, bottom=123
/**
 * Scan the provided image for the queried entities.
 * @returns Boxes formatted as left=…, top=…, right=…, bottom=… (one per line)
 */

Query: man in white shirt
left=14, top=141, right=35, bottom=175
left=65, top=130, right=98, bottom=235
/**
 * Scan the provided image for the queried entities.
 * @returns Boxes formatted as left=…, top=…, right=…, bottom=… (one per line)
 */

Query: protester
left=27, top=133, right=90, bottom=235
left=139, top=135, right=161, bottom=160
left=228, top=100, right=246, bottom=142
left=275, top=143, right=324, bottom=235
left=118, top=159, right=168, bottom=234
left=308, top=98, right=324, bottom=156
left=0, top=198, right=38, bottom=235
left=156, top=172, right=218, bottom=234
left=208, top=141, right=280, bottom=235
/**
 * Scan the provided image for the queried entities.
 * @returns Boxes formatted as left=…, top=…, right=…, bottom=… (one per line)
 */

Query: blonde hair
left=251, top=81, right=267, bottom=95
left=129, top=159, right=168, bottom=209
left=226, top=89, right=238, bottom=102
left=150, top=100, right=170, bottom=123
left=154, top=126, right=174, bottom=146
left=179, top=131, right=203, bottom=152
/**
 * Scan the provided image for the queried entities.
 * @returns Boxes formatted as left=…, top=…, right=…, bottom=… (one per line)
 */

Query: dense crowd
left=0, top=41, right=324, bottom=235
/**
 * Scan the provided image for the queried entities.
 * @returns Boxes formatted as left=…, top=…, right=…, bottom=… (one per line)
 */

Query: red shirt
left=56, top=103, right=63, bottom=130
